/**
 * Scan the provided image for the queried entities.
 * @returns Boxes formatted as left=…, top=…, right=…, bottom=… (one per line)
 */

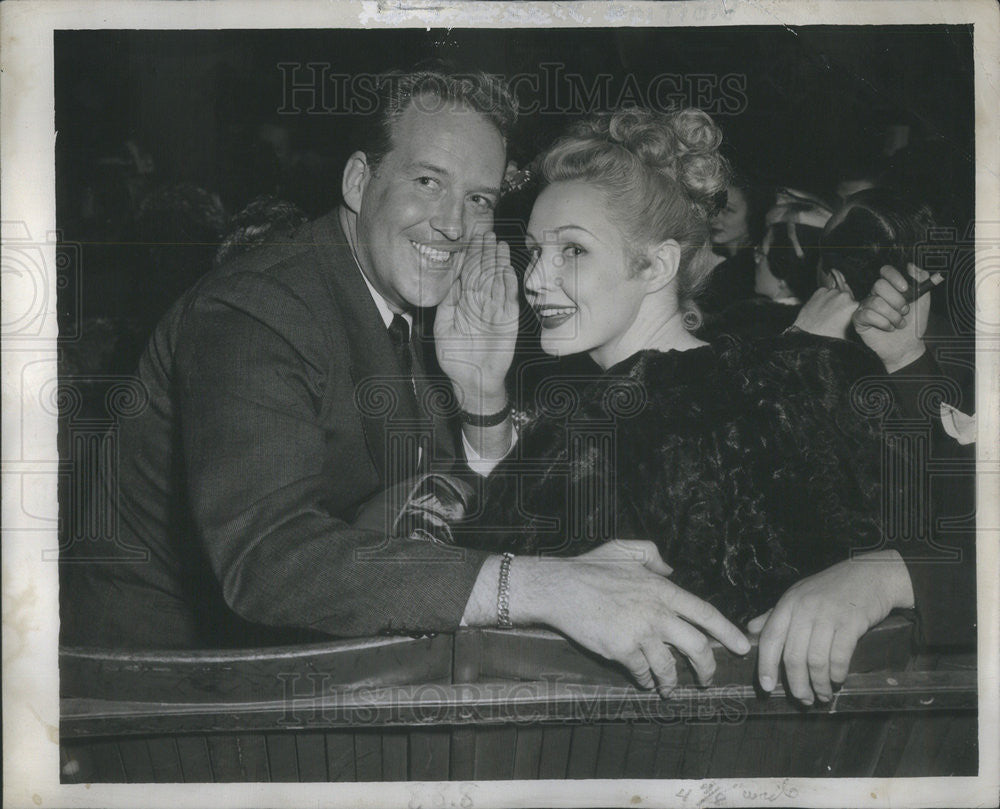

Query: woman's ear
left=341, top=151, right=371, bottom=214
left=644, top=239, right=682, bottom=292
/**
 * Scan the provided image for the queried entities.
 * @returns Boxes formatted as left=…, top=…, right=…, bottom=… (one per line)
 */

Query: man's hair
left=820, top=187, right=935, bottom=299
left=355, top=63, right=519, bottom=171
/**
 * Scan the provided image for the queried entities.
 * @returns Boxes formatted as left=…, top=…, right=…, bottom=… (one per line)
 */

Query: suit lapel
left=412, top=311, right=460, bottom=470
left=312, top=213, right=424, bottom=486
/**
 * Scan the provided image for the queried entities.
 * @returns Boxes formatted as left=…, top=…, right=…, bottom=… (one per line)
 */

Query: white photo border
left=2, top=1, right=998, bottom=807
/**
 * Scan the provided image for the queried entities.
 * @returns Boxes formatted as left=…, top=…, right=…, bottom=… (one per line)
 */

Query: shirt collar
left=347, top=243, right=414, bottom=332
left=339, top=206, right=413, bottom=331
left=358, top=268, right=412, bottom=330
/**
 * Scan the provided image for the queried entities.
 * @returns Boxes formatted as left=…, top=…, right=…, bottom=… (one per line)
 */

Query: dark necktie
left=386, top=314, right=423, bottom=478
left=387, top=314, right=413, bottom=380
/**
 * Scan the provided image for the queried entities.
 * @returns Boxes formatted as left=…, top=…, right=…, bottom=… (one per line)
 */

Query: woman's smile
left=533, top=303, right=578, bottom=329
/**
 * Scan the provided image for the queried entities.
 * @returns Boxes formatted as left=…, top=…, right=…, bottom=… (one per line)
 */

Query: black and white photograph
left=2, top=1, right=998, bottom=807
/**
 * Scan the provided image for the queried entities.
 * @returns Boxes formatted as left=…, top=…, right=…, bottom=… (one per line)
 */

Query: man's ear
left=644, top=239, right=682, bottom=292
left=342, top=151, right=371, bottom=214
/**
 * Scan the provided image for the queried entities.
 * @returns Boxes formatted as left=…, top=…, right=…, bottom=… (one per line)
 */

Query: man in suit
left=64, top=67, right=751, bottom=696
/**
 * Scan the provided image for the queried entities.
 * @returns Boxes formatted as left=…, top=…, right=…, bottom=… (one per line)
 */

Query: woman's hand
left=792, top=284, right=858, bottom=339
left=748, top=550, right=915, bottom=705
left=434, top=231, right=519, bottom=413
left=511, top=541, right=752, bottom=696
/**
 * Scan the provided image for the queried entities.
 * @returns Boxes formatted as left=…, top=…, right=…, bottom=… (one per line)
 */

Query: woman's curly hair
left=539, top=107, right=730, bottom=328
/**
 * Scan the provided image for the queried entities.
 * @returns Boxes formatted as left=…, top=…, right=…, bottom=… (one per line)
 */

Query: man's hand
left=434, top=231, right=519, bottom=413
left=792, top=283, right=857, bottom=339
left=508, top=541, right=752, bottom=695
left=853, top=263, right=936, bottom=373
left=748, top=549, right=915, bottom=705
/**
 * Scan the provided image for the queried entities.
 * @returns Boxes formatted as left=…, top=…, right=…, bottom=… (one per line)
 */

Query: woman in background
left=696, top=171, right=771, bottom=314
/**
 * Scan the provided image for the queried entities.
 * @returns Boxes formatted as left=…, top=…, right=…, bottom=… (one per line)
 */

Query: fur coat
left=454, top=332, right=888, bottom=623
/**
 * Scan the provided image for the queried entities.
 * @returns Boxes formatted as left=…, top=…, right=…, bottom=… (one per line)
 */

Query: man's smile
left=410, top=240, right=455, bottom=266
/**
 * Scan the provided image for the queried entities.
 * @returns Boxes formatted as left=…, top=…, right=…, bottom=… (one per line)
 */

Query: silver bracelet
left=497, top=552, right=514, bottom=629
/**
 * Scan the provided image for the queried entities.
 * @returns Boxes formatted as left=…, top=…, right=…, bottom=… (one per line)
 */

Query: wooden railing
left=60, top=615, right=977, bottom=781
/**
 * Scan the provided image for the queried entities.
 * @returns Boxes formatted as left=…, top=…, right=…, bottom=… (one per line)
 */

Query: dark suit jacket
left=881, top=350, right=977, bottom=648
left=64, top=211, right=490, bottom=649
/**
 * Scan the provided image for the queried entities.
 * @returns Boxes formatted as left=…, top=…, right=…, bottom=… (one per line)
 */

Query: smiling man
left=63, top=67, right=522, bottom=648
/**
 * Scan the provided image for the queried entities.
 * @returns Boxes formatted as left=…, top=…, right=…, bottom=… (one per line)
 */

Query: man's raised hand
left=853, top=263, right=938, bottom=372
